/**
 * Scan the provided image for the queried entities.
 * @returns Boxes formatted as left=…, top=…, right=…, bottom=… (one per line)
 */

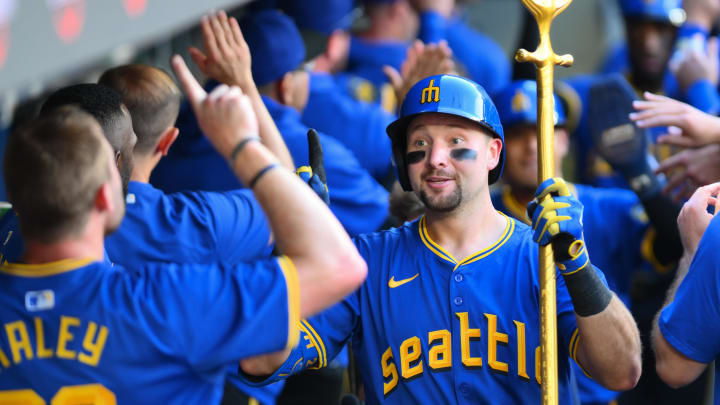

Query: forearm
left=245, top=86, right=295, bottom=170
left=233, top=142, right=365, bottom=318
left=575, top=295, right=642, bottom=391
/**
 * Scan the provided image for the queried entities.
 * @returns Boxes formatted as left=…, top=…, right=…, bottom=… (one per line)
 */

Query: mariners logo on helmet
left=386, top=74, right=505, bottom=191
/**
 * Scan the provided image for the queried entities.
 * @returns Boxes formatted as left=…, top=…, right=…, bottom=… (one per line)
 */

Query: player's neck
left=508, top=185, right=535, bottom=208
left=424, top=190, right=507, bottom=261
left=21, top=217, right=106, bottom=265
left=130, top=153, right=160, bottom=184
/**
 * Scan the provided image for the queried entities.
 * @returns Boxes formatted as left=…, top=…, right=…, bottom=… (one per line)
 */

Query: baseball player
left=0, top=56, right=366, bottom=404
left=652, top=182, right=720, bottom=403
left=492, top=80, right=683, bottom=405
left=239, top=74, right=642, bottom=404
left=0, top=84, right=135, bottom=265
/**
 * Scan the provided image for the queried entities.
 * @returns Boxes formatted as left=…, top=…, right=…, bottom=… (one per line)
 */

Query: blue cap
left=495, top=80, right=566, bottom=130
left=279, top=0, right=355, bottom=33
left=386, top=74, right=505, bottom=189
left=239, top=10, right=306, bottom=87
left=619, top=0, right=686, bottom=26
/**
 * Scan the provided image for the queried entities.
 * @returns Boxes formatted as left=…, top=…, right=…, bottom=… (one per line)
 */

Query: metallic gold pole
left=515, top=1, right=574, bottom=404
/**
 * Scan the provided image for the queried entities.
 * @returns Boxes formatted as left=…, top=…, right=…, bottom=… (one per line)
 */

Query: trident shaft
left=515, top=1, right=574, bottom=404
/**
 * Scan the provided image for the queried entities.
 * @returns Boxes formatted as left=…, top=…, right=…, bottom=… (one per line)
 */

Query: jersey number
left=0, top=383, right=116, bottom=404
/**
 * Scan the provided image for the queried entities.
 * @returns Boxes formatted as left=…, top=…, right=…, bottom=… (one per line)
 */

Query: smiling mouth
left=424, top=176, right=454, bottom=189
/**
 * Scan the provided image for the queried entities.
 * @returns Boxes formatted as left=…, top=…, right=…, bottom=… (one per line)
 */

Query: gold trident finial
left=515, top=0, right=574, bottom=68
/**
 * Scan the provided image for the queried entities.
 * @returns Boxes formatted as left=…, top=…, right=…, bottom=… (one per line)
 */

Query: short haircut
left=40, top=83, right=127, bottom=151
left=4, top=106, right=111, bottom=243
left=99, top=64, right=181, bottom=155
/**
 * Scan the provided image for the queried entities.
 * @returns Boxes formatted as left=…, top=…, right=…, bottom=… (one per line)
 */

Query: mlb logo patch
left=25, top=290, right=55, bottom=312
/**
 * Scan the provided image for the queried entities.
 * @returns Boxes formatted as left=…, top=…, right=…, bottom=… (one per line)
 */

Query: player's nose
left=427, top=144, right=450, bottom=169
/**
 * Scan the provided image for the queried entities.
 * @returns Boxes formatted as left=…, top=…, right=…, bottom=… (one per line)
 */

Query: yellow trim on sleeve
left=278, top=256, right=300, bottom=350
left=0, top=257, right=95, bottom=277
left=298, top=322, right=323, bottom=369
left=296, top=166, right=312, bottom=176
left=569, top=328, right=593, bottom=379
left=641, top=228, right=674, bottom=274
left=301, top=319, right=327, bottom=368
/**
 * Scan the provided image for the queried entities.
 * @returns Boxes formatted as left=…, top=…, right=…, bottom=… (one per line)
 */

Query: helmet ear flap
left=391, top=135, right=413, bottom=191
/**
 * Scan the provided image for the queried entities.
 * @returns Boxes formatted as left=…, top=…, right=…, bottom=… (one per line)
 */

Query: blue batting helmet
left=619, top=0, right=686, bottom=26
left=386, top=74, right=505, bottom=191
left=495, top=80, right=566, bottom=130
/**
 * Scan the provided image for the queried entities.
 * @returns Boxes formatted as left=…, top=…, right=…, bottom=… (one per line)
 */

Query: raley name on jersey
left=379, top=311, right=580, bottom=397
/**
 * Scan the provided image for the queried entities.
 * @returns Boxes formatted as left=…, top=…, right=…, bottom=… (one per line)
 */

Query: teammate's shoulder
left=574, top=183, right=638, bottom=205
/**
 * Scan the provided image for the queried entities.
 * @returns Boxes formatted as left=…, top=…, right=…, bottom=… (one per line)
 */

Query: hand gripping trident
left=515, top=1, right=573, bottom=404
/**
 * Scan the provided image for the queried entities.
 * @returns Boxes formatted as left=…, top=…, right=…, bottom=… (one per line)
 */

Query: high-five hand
left=171, top=54, right=258, bottom=159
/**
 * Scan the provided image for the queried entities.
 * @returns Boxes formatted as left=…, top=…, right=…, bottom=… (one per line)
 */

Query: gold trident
left=515, top=1, right=574, bottom=405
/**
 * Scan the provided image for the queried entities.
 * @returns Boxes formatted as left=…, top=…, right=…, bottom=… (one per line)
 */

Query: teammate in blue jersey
left=652, top=182, right=720, bottom=403
left=98, top=63, right=273, bottom=266
left=0, top=56, right=367, bottom=404
left=493, top=80, right=683, bottom=405
left=152, top=10, right=389, bottom=236
left=238, top=75, right=642, bottom=404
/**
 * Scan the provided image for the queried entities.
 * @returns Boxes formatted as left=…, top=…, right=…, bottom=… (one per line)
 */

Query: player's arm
left=529, top=178, right=641, bottom=391
left=171, top=55, right=367, bottom=319
left=652, top=183, right=720, bottom=387
left=189, top=11, right=295, bottom=171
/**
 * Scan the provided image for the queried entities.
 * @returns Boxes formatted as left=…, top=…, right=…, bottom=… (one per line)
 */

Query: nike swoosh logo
left=388, top=273, right=419, bottom=288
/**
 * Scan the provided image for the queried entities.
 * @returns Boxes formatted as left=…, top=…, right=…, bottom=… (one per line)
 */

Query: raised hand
left=189, top=11, right=253, bottom=90
left=677, top=182, right=720, bottom=256
left=631, top=92, right=720, bottom=148
left=671, top=36, right=719, bottom=92
left=383, top=40, right=455, bottom=106
left=171, top=54, right=258, bottom=158
left=656, top=144, right=720, bottom=202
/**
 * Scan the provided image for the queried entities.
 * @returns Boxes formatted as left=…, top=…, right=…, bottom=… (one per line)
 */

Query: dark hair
left=99, top=64, right=181, bottom=155
left=40, top=83, right=127, bottom=151
left=4, top=106, right=110, bottom=242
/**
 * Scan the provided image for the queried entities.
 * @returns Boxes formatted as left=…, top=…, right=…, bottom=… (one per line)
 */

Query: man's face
left=503, top=125, right=568, bottom=191
left=626, top=19, right=676, bottom=83
left=102, top=141, right=126, bottom=235
left=406, top=113, right=501, bottom=213
left=115, top=106, right=137, bottom=196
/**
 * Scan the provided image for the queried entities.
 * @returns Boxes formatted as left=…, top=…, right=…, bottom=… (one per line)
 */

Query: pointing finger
left=171, top=55, right=206, bottom=107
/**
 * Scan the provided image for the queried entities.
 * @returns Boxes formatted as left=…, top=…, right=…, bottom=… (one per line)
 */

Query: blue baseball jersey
left=105, top=181, right=272, bottom=267
left=493, top=184, right=654, bottom=403
left=152, top=96, right=389, bottom=236
left=246, top=215, right=608, bottom=404
left=0, top=255, right=299, bottom=404
left=302, top=72, right=394, bottom=181
left=659, top=214, right=720, bottom=404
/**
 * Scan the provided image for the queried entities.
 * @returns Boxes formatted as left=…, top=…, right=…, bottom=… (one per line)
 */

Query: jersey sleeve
left=202, top=189, right=273, bottom=262
left=235, top=293, right=361, bottom=387
left=144, top=256, right=299, bottom=373
left=658, top=217, right=720, bottom=363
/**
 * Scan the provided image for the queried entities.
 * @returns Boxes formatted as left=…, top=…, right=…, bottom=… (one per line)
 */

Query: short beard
left=419, top=187, right=462, bottom=213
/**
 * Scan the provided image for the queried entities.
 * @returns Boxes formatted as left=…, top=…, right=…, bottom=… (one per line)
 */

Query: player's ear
left=277, top=72, right=295, bottom=106
left=156, top=127, right=179, bottom=157
left=486, top=137, right=502, bottom=171
left=554, top=128, right=569, bottom=159
left=325, top=30, right=350, bottom=72
left=94, top=182, right=114, bottom=214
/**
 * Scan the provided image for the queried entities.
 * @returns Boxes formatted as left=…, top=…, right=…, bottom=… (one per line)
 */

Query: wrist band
left=249, top=163, right=279, bottom=188
left=229, top=136, right=261, bottom=165
left=563, top=264, right=613, bottom=317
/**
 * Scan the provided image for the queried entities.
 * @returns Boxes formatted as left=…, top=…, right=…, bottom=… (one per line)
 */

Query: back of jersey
left=0, top=257, right=297, bottom=405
